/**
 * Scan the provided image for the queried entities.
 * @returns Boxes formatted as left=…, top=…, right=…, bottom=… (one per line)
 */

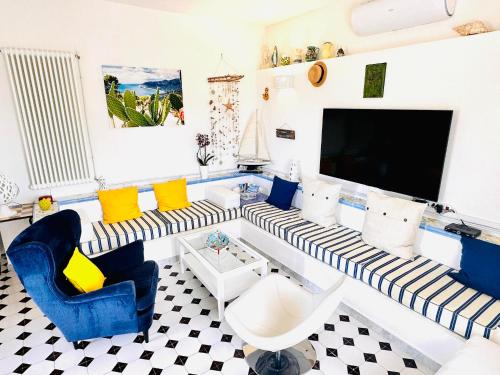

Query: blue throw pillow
left=449, top=236, right=500, bottom=299
left=266, top=176, right=299, bottom=211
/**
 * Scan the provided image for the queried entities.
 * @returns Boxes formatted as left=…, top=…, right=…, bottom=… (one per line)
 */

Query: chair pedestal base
left=243, top=340, right=317, bottom=375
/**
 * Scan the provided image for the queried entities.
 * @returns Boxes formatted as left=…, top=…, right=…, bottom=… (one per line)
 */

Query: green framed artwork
left=364, top=63, right=387, bottom=98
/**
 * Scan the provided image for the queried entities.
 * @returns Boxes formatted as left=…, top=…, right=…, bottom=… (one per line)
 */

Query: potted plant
left=196, top=133, right=214, bottom=179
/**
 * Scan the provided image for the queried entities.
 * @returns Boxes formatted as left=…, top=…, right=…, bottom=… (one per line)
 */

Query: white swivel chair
left=225, top=273, right=346, bottom=375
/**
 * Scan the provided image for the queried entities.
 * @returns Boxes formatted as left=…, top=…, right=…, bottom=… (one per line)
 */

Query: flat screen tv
left=319, top=108, right=453, bottom=201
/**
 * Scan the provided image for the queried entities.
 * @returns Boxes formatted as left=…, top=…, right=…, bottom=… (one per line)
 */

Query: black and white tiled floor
left=0, top=254, right=432, bottom=375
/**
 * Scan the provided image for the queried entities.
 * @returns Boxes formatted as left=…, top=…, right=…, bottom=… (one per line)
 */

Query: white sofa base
left=121, top=216, right=480, bottom=366
left=139, top=219, right=242, bottom=263
left=240, top=219, right=466, bottom=367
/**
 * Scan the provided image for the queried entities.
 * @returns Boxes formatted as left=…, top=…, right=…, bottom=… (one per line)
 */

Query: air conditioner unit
left=351, top=0, right=457, bottom=36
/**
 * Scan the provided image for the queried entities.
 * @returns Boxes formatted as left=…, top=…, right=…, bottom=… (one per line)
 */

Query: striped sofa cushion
left=80, top=200, right=241, bottom=255
left=242, top=201, right=302, bottom=240
left=242, top=202, right=500, bottom=339
left=157, top=200, right=240, bottom=235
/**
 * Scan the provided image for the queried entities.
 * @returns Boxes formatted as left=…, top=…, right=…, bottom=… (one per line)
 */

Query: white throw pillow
left=301, top=180, right=341, bottom=228
left=72, top=208, right=94, bottom=242
left=435, top=336, right=500, bottom=375
left=361, top=192, right=426, bottom=259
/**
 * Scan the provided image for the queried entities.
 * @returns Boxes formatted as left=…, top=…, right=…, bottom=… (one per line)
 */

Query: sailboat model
left=237, top=110, right=271, bottom=173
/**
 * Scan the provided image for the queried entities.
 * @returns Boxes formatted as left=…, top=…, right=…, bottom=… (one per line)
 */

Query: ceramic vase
left=320, top=42, right=334, bottom=59
left=293, top=49, right=303, bottom=64
left=271, top=46, right=279, bottom=67
left=305, top=46, right=319, bottom=62
left=200, top=165, right=209, bottom=180
left=289, top=160, right=300, bottom=182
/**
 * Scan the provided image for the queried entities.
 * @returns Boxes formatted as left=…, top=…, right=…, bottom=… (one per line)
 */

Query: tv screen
left=320, top=109, right=453, bottom=201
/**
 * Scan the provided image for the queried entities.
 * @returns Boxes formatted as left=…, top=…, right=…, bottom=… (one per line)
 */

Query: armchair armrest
left=90, top=240, right=144, bottom=277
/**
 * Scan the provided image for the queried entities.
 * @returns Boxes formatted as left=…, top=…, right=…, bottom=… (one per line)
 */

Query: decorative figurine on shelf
left=280, top=55, right=291, bottom=66
left=336, top=47, right=346, bottom=57
left=271, top=46, right=279, bottom=68
left=293, top=49, right=303, bottom=64
left=454, top=21, right=490, bottom=36
left=320, top=42, right=335, bottom=59
left=305, top=46, right=320, bottom=62
left=206, top=230, right=230, bottom=254
left=262, top=87, right=269, bottom=101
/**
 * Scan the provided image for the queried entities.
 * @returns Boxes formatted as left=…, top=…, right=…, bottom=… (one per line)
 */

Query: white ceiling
left=106, top=0, right=332, bottom=25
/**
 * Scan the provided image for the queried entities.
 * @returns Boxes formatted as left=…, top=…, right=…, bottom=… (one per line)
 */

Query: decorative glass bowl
left=205, top=230, right=230, bottom=254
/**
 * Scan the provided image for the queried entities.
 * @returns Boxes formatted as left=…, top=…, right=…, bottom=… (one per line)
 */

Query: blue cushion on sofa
left=449, top=236, right=500, bottom=299
left=266, top=176, right=299, bottom=211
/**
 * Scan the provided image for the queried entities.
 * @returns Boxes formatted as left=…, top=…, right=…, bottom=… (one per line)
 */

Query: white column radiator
left=2, top=47, right=94, bottom=189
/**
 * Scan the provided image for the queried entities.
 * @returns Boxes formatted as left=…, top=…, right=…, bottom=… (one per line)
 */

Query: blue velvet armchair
left=7, top=209, right=159, bottom=348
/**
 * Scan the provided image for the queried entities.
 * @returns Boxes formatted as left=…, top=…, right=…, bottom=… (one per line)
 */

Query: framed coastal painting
left=102, top=65, right=184, bottom=128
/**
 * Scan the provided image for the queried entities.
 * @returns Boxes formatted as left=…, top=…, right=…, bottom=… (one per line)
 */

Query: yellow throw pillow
left=153, top=178, right=191, bottom=212
left=98, top=186, right=142, bottom=224
left=63, top=248, right=106, bottom=293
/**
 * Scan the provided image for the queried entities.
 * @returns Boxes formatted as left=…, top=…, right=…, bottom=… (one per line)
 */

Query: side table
left=0, top=203, right=34, bottom=272
left=0, top=203, right=33, bottom=224
left=32, top=202, right=60, bottom=223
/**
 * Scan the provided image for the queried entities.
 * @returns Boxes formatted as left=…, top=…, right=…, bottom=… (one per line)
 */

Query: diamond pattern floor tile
left=0, top=253, right=432, bottom=374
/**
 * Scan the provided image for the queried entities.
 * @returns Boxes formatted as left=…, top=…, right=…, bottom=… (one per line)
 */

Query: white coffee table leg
left=218, top=299, right=225, bottom=321
left=217, top=279, right=225, bottom=321
left=179, top=242, right=185, bottom=274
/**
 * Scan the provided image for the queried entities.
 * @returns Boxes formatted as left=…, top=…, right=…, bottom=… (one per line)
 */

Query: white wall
left=0, top=0, right=263, bottom=202
left=264, top=0, right=500, bottom=58
left=257, top=31, right=500, bottom=226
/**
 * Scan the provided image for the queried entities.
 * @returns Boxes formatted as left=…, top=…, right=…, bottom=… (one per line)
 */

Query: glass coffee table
left=178, top=229, right=268, bottom=320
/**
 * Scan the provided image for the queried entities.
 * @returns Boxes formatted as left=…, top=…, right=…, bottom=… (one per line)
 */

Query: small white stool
left=225, top=273, right=345, bottom=375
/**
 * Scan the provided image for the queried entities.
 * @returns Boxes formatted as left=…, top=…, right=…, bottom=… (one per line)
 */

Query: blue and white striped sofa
left=76, top=194, right=499, bottom=342
left=242, top=201, right=500, bottom=341
left=80, top=200, right=241, bottom=255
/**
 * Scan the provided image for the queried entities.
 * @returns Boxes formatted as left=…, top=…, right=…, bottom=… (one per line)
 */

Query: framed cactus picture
left=102, top=65, right=184, bottom=128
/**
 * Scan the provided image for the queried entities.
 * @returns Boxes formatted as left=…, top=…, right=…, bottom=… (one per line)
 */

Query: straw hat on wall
left=308, top=61, right=328, bottom=87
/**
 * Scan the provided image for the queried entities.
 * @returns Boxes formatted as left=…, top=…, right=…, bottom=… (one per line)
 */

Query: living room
left=0, top=0, right=499, bottom=374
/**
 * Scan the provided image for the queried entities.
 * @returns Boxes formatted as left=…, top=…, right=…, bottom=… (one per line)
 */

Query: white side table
left=32, top=202, right=60, bottom=223
left=0, top=204, right=33, bottom=263
left=178, top=229, right=268, bottom=320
